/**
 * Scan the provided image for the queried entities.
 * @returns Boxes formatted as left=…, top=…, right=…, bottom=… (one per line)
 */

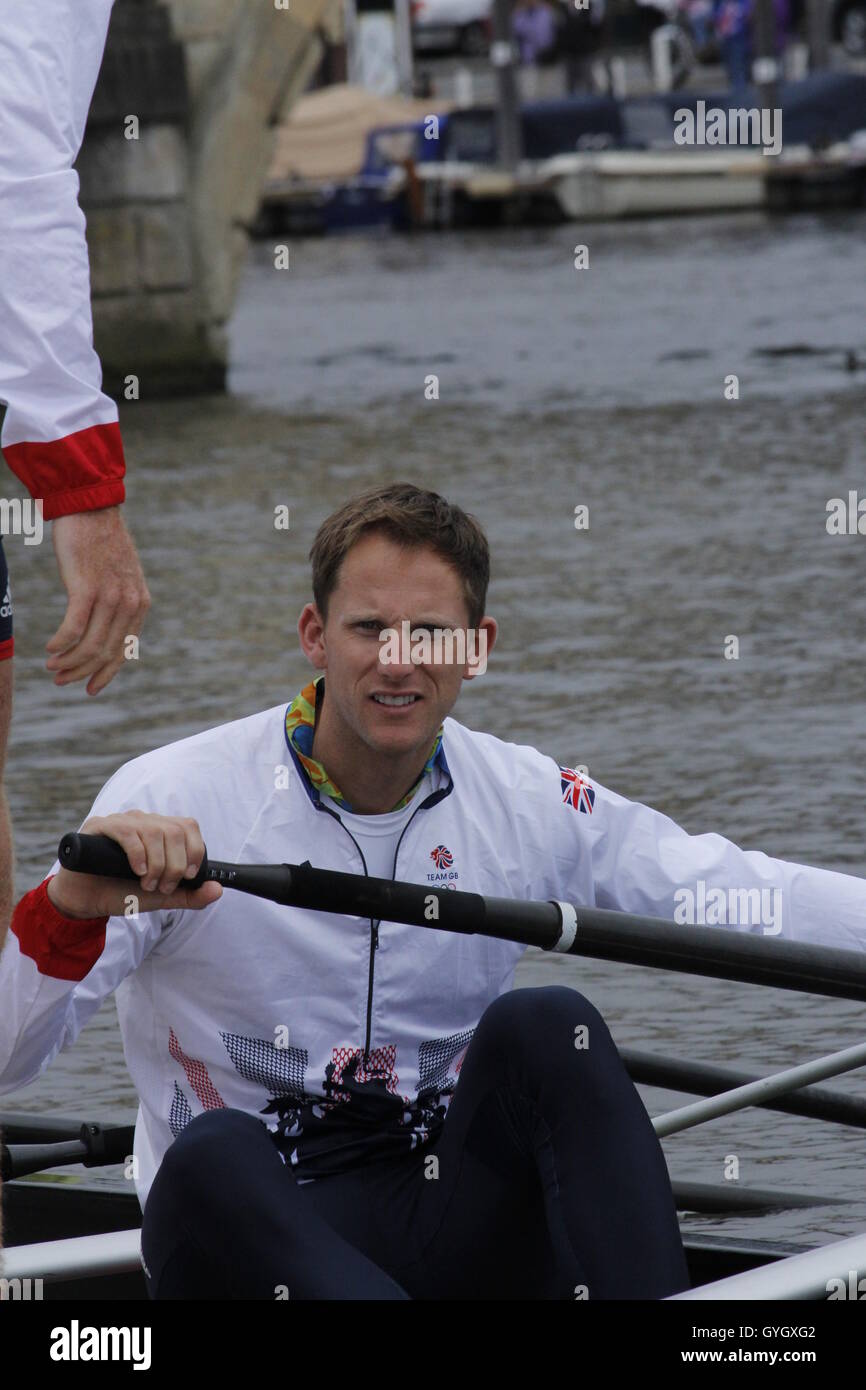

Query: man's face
left=298, top=532, right=495, bottom=761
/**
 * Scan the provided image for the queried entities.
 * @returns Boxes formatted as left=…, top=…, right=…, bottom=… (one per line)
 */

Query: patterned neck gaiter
left=285, top=675, right=444, bottom=812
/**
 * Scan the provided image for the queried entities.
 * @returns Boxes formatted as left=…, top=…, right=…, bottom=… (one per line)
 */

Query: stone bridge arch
left=81, top=0, right=342, bottom=395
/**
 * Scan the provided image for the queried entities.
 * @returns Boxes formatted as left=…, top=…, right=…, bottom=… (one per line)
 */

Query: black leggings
left=141, top=986, right=689, bottom=1300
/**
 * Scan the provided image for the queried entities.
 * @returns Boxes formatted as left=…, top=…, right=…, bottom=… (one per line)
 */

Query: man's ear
left=464, top=615, right=497, bottom=681
left=298, top=603, right=327, bottom=670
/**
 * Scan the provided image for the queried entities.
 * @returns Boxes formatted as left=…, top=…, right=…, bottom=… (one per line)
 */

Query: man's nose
left=377, top=621, right=417, bottom=677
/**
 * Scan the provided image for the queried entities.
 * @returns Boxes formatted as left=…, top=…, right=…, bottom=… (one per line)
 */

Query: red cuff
left=0, top=638, right=12, bottom=661
left=11, top=877, right=108, bottom=982
left=3, top=422, right=126, bottom=522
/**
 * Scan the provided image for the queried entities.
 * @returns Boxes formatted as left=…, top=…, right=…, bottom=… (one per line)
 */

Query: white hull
left=415, top=149, right=770, bottom=223
left=540, top=149, right=768, bottom=219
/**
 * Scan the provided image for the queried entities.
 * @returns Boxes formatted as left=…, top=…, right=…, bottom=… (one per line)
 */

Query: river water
left=3, top=208, right=866, bottom=1258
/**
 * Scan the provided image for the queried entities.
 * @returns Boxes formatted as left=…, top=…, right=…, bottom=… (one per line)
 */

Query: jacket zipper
left=365, top=923, right=379, bottom=1059
left=367, top=800, right=434, bottom=1054
left=316, top=804, right=379, bottom=1059
left=316, top=781, right=454, bottom=1060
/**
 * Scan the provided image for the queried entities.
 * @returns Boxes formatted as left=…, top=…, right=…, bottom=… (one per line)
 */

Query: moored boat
left=257, top=72, right=866, bottom=232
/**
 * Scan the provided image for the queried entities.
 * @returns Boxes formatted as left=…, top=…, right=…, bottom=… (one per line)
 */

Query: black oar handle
left=0, top=1122, right=136, bottom=1181
left=58, top=832, right=211, bottom=891
left=56, top=833, right=564, bottom=946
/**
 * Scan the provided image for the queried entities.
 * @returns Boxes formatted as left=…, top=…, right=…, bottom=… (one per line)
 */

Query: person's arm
left=0, top=808, right=221, bottom=1094
left=0, top=0, right=150, bottom=694
left=47, top=508, right=150, bottom=695
left=0, top=656, right=11, bottom=942
left=0, top=0, right=123, bottom=518
left=551, top=767, right=866, bottom=954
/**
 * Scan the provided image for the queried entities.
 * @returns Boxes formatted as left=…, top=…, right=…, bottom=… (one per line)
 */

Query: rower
left=3, top=482, right=865, bottom=1299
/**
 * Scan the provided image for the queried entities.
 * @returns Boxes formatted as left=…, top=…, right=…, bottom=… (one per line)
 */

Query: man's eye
left=357, top=621, right=380, bottom=631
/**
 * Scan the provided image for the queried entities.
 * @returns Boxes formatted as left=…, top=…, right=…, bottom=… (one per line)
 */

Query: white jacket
left=2, top=703, right=865, bottom=1206
left=0, top=0, right=126, bottom=519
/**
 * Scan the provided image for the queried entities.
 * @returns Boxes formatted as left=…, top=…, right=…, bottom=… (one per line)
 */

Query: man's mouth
left=371, top=694, right=421, bottom=707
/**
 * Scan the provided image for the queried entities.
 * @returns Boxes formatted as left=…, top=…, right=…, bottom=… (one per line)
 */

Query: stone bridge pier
left=81, top=0, right=342, bottom=396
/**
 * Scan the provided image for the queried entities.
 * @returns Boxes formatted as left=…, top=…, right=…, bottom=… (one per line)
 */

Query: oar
left=0, top=1110, right=836, bottom=1210
left=621, top=1049, right=866, bottom=1130
left=0, top=1112, right=119, bottom=1144
left=59, top=832, right=866, bottom=1002
left=653, top=1039, right=866, bottom=1138
left=669, top=1181, right=838, bottom=1213
left=0, top=1123, right=134, bottom=1181
left=1, top=1130, right=831, bottom=1210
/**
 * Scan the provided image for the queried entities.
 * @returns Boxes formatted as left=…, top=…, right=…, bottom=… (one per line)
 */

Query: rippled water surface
left=3, top=208, right=866, bottom=1255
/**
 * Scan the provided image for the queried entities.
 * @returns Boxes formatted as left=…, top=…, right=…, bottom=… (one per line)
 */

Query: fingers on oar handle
left=58, top=832, right=210, bottom=890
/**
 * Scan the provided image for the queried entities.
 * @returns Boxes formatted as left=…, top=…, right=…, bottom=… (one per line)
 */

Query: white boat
left=537, top=147, right=768, bottom=218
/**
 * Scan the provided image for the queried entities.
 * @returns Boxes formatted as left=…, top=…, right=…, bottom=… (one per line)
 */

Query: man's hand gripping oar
left=47, top=811, right=222, bottom=919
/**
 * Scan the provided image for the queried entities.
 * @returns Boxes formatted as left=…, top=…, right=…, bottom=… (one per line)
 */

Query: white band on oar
left=551, top=902, right=578, bottom=952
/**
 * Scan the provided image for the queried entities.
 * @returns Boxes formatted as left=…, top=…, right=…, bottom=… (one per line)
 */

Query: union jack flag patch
left=560, top=767, right=595, bottom=814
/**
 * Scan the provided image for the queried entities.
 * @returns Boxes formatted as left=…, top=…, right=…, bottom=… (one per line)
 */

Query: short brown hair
left=310, top=483, right=490, bottom=627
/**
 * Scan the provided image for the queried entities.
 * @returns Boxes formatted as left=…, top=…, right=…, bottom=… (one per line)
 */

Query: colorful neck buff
left=285, top=676, right=445, bottom=812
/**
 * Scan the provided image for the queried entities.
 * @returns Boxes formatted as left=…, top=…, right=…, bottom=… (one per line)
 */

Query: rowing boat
left=0, top=1112, right=817, bottom=1300
left=2, top=831, right=865, bottom=1301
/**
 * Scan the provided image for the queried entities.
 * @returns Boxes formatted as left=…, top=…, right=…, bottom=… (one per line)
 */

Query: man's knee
left=479, top=985, right=606, bottom=1039
left=474, top=986, right=620, bottom=1082
left=156, top=1108, right=266, bottom=1190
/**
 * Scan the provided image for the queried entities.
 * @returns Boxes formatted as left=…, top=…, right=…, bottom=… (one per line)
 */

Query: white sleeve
left=555, top=772, right=866, bottom=954
left=0, top=0, right=124, bottom=507
left=0, top=760, right=170, bottom=1095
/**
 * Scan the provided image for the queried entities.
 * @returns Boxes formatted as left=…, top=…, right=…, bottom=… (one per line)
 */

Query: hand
left=47, top=508, right=150, bottom=695
left=46, top=812, right=222, bottom=920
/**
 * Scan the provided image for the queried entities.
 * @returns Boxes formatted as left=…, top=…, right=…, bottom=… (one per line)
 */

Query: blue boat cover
left=642, top=72, right=866, bottom=148
left=361, top=73, right=866, bottom=171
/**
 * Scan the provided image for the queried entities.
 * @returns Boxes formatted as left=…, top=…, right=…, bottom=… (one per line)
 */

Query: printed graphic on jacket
left=168, top=1026, right=307, bottom=1136
left=167, top=1025, right=474, bottom=1175
left=428, top=843, right=459, bottom=888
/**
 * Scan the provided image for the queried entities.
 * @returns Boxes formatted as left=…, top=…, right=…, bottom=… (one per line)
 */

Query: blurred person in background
left=0, top=1, right=149, bottom=940
left=772, top=0, right=792, bottom=64
left=681, top=0, right=716, bottom=52
left=557, top=0, right=607, bottom=93
left=712, top=0, right=790, bottom=92
left=512, top=0, right=561, bottom=67
left=712, top=0, right=754, bottom=90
